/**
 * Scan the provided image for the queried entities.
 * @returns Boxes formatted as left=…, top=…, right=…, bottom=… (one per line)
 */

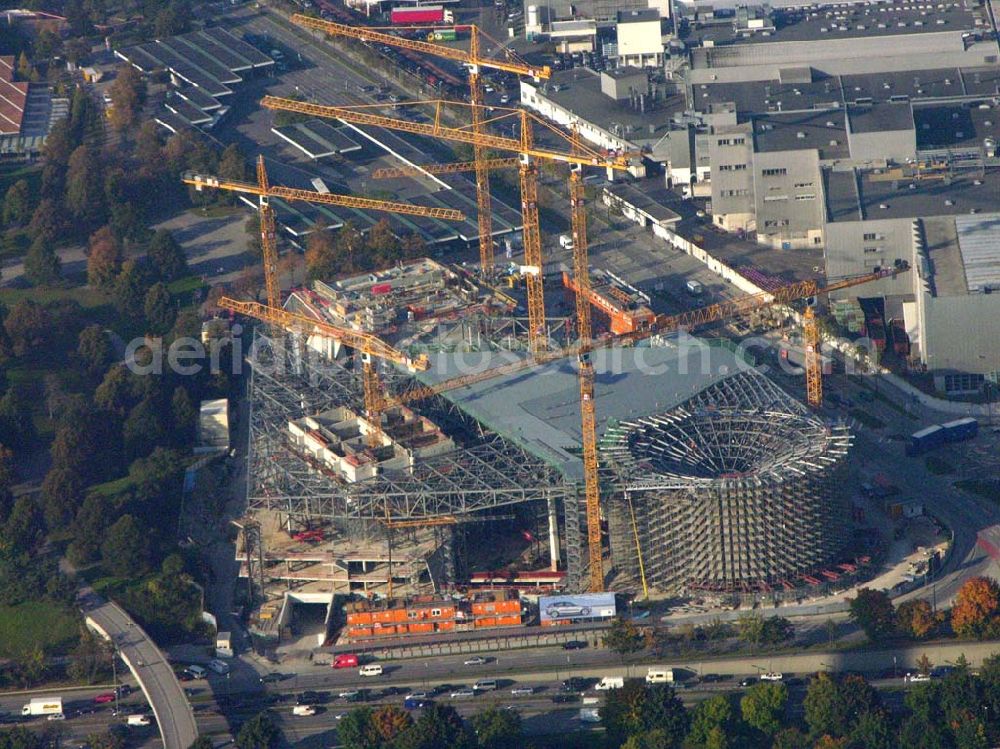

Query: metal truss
left=244, top=329, right=573, bottom=526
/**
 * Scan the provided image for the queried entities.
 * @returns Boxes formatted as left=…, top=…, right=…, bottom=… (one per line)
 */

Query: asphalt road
left=80, top=589, right=198, bottom=749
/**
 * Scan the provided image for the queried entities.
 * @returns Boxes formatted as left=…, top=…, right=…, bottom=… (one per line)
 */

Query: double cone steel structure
left=602, top=369, right=852, bottom=596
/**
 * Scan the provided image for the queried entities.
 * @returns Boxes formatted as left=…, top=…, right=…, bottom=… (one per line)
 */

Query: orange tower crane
left=260, top=96, right=630, bottom=353
left=290, top=14, right=551, bottom=278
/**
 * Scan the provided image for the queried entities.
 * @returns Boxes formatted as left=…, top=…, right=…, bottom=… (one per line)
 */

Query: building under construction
left=237, top=281, right=856, bottom=638
left=601, top=370, right=853, bottom=598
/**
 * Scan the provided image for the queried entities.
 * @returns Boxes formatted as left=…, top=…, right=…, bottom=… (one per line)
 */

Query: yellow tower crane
left=183, top=156, right=465, bottom=442
left=259, top=96, right=630, bottom=353
left=290, top=14, right=551, bottom=278
left=371, top=157, right=520, bottom=180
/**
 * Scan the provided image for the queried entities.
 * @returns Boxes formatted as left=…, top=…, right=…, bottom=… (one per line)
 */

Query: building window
left=763, top=195, right=788, bottom=201
left=733, top=137, right=746, bottom=145
left=944, top=373, right=984, bottom=392
left=718, top=164, right=732, bottom=171
left=794, top=182, right=814, bottom=188
left=717, top=138, right=731, bottom=146
left=734, top=163, right=747, bottom=170
left=813, top=236, right=823, bottom=244
left=863, top=247, right=879, bottom=254
left=407, top=611, right=418, bottom=619
left=795, top=194, right=816, bottom=200
left=863, top=232, right=878, bottom=241
left=431, top=608, right=442, bottom=617
left=762, top=168, right=787, bottom=177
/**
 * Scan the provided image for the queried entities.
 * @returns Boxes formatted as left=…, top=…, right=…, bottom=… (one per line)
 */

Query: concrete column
left=547, top=495, right=561, bottom=571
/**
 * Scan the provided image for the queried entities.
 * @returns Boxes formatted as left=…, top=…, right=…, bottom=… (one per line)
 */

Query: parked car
left=260, top=673, right=285, bottom=684
left=207, top=659, right=230, bottom=675
left=562, top=640, right=587, bottom=650
left=464, top=656, right=488, bottom=666
left=93, top=694, right=115, bottom=705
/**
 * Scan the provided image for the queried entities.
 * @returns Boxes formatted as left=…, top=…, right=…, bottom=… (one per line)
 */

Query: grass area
left=0, top=601, right=79, bottom=658
left=0, top=163, right=41, bottom=199
left=168, top=274, right=207, bottom=298
left=955, top=479, right=1000, bottom=503
left=925, top=455, right=956, bottom=475
left=0, top=285, right=108, bottom=310
left=849, top=407, right=886, bottom=429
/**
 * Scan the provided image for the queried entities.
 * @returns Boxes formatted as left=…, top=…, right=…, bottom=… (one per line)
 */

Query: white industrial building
left=616, top=9, right=665, bottom=68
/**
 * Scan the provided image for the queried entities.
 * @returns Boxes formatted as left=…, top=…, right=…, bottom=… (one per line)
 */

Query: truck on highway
left=332, top=653, right=359, bottom=669
left=645, top=667, right=674, bottom=684
left=22, top=698, right=63, bottom=718
left=390, top=5, right=454, bottom=24
left=595, top=676, right=624, bottom=690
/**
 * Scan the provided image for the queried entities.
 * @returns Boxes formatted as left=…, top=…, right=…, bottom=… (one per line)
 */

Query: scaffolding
left=602, top=369, right=852, bottom=597
left=244, top=328, right=574, bottom=589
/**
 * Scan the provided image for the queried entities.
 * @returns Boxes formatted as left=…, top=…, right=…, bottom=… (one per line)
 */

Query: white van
left=359, top=664, right=383, bottom=677
left=473, top=679, right=497, bottom=692
left=292, top=705, right=317, bottom=716
left=127, top=715, right=151, bottom=727
left=686, top=279, right=704, bottom=296
left=645, top=667, right=674, bottom=684
left=207, top=659, right=230, bottom=675
left=186, top=665, right=207, bottom=679
left=595, top=676, right=624, bottom=691
left=559, top=234, right=574, bottom=250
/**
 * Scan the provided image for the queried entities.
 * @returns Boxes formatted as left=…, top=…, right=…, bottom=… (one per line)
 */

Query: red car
left=93, top=693, right=116, bottom=704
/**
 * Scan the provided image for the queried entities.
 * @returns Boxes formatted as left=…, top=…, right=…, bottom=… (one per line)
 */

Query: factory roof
left=847, top=102, right=914, bottom=134
left=618, top=8, right=660, bottom=23
left=955, top=213, right=1000, bottom=293
left=752, top=109, right=849, bottom=159
left=272, top=120, right=363, bottom=159
left=527, top=68, right=686, bottom=144
left=913, top=103, right=1000, bottom=150
left=824, top=167, right=1000, bottom=222
left=604, top=181, right=684, bottom=224
left=411, top=340, right=750, bottom=480
left=691, top=74, right=843, bottom=114
left=0, top=56, right=27, bottom=136
left=684, top=0, right=978, bottom=47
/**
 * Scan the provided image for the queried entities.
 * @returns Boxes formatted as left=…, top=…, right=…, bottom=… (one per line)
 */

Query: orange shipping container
left=497, top=614, right=521, bottom=626
left=438, top=621, right=455, bottom=631
left=407, top=622, right=435, bottom=633
left=476, top=617, right=497, bottom=628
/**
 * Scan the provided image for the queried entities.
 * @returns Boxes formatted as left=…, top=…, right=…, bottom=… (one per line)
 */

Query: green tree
left=3, top=179, right=32, bottom=226
left=4, top=494, right=44, bottom=554
left=0, top=726, right=42, bottom=749
left=305, top=225, right=339, bottom=281
left=95, top=364, right=137, bottom=418
left=686, top=695, right=734, bottom=747
left=740, top=681, right=787, bottom=736
left=144, top=282, right=176, bottom=335
left=101, top=514, right=149, bottom=577
left=123, top=397, right=166, bottom=461
left=146, top=229, right=188, bottom=282
left=761, top=616, right=794, bottom=645
left=13, top=644, right=47, bottom=687
left=603, top=617, right=645, bottom=657
left=848, top=710, right=893, bottom=749
left=396, top=703, right=473, bottom=749
left=87, top=225, right=123, bottom=291
left=113, top=259, right=153, bottom=324
left=805, top=672, right=846, bottom=738
left=4, top=299, right=51, bottom=357
left=952, top=576, right=1000, bottom=639
left=848, top=588, right=896, bottom=642
left=218, top=144, right=248, bottom=183
left=154, top=2, right=190, bottom=37
left=28, top=198, right=62, bottom=244
left=66, top=144, right=105, bottom=227
left=337, top=707, right=377, bottom=749
left=736, top=613, right=765, bottom=651
left=67, top=628, right=110, bottom=684
left=77, top=324, right=114, bottom=378
left=470, top=707, right=521, bottom=749
left=235, top=711, right=279, bottom=749
left=188, top=737, right=214, bottom=749
left=601, top=681, right=688, bottom=748
left=0, top=387, right=36, bottom=450
left=40, top=466, right=83, bottom=531
left=170, top=386, right=197, bottom=442
left=23, top=238, right=61, bottom=286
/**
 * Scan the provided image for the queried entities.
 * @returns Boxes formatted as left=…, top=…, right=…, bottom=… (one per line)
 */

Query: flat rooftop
left=847, top=102, right=914, bottom=134
left=691, top=74, right=843, bottom=114
left=604, top=181, right=685, bottom=223
left=273, top=119, right=362, bottom=159
left=752, top=110, right=849, bottom=159
left=684, top=0, right=979, bottom=47
left=913, top=103, right=1000, bottom=150
left=530, top=68, right=686, bottom=144
left=410, top=340, right=749, bottom=480
left=954, top=212, right=1000, bottom=294
left=825, top=167, right=1000, bottom=222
